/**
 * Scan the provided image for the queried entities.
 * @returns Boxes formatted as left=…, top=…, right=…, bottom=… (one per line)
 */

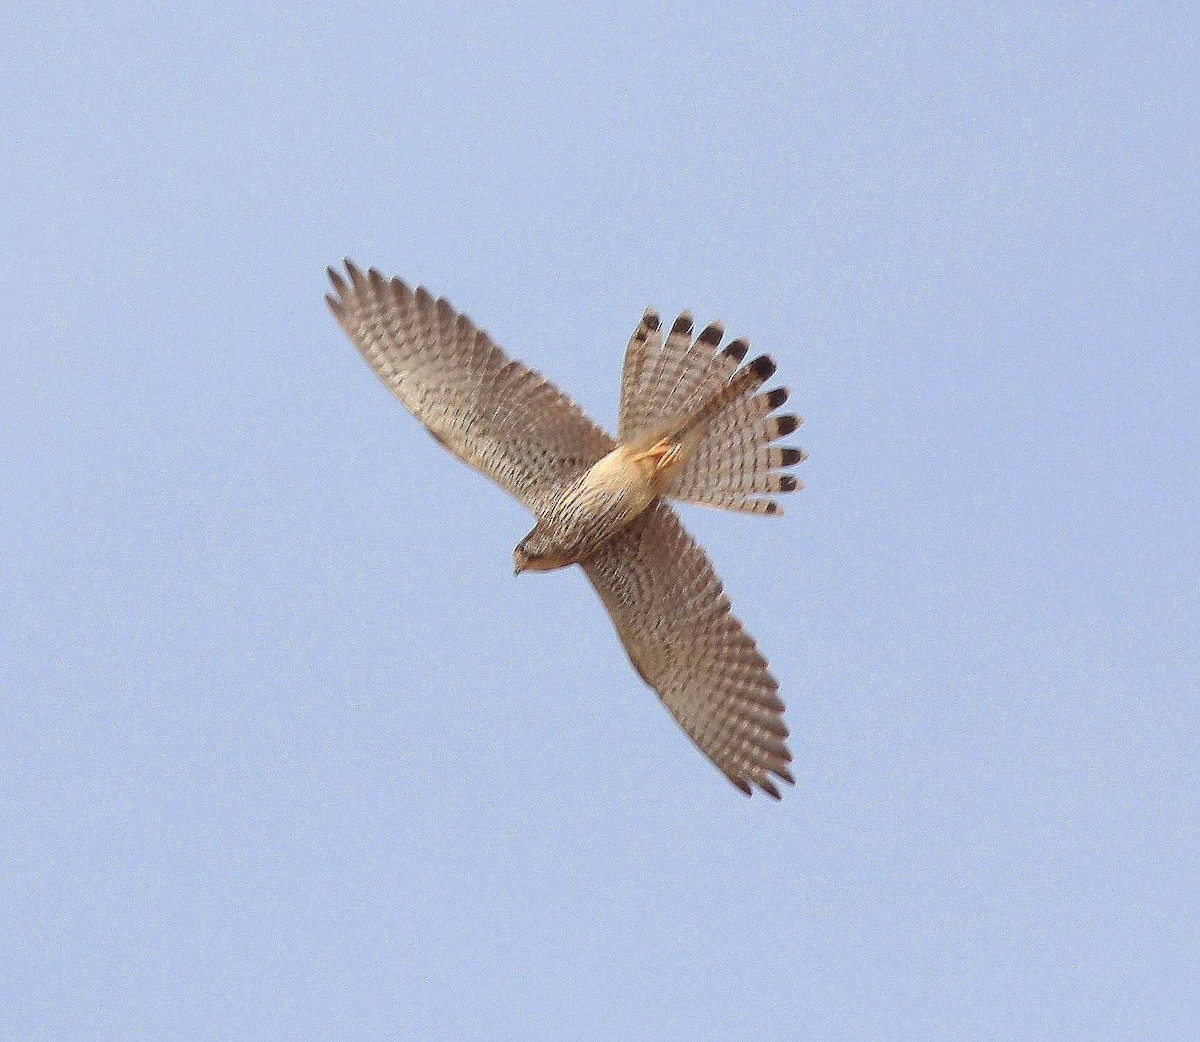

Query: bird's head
left=513, top=524, right=562, bottom=575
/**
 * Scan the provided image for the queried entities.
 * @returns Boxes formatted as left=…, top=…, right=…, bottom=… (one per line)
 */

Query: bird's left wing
left=582, top=500, right=795, bottom=798
left=327, top=261, right=615, bottom=513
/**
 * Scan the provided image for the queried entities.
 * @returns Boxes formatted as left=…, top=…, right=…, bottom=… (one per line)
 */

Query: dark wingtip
left=765, top=387, right=789, bottom=409
left=670, top=312, right=694, bottom=338
left=775, top=415, right=800, bottom=437
left=749, top=354, right=776, bottom=381
left=779, top=474, right=798, bottom=492
left=730, top=775, right=753, bottom=797
left=698, top=322, right=724, bottom=347
left=759, top=777, right=782, bottom=800
left=763, top=501, right=780, bottom=516
left=722, top=337, right=749, bottom=363
left=642, top=307, right=661, bottom=331
left=779, top=446, right=806, bottom=466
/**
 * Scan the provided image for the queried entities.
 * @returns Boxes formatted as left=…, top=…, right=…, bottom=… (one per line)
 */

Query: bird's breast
left=540, top=447, right=660, bottom=564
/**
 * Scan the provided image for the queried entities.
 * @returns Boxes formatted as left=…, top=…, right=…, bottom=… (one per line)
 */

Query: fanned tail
left=617, top=310, right=805, bottom=515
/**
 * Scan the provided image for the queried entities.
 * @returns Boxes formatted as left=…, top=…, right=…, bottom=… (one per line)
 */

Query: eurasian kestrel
left=326, top=261, right=805, bottom=798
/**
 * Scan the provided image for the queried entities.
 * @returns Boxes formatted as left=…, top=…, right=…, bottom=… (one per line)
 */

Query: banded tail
left=617, top=308, right=805, bottom=515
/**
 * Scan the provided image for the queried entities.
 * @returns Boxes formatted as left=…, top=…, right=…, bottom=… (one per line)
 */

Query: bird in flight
left=326, top=262, right=805, bottom=798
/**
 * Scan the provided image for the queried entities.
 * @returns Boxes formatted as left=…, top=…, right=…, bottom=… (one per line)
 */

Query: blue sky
left=3, top=3, right=1197, bottom=1039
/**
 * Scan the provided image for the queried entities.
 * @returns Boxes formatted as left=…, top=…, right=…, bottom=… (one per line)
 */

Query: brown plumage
left=326, top=261, right=805, bottom=798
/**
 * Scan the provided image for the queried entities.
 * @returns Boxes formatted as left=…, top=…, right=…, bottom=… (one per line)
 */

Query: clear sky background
left=3, top=4, right=1197, bottom=1040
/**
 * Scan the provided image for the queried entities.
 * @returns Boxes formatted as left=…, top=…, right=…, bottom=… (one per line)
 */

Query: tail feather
left=618, top=314, right=747, bottom=442
left=619, top=310, right=703, bottom=441
left=644, top=314, right=698, bottom=420
left=618, top=308, right=662, bottom=442
left=652, top=319, right=728, bottom=421
left=616, top=308, right=805, bottom=516
left=668, top=378, right=803, bottom=513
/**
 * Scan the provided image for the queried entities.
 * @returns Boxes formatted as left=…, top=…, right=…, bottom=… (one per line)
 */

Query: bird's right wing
left=581, top=500, right=794, bottom=798
left=327, top=261, right=615, bottom=514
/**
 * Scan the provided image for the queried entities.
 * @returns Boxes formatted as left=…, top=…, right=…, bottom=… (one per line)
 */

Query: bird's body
left=326, top=261, right=805, bottom=798
left=515, top=440, right=681, bottom=572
